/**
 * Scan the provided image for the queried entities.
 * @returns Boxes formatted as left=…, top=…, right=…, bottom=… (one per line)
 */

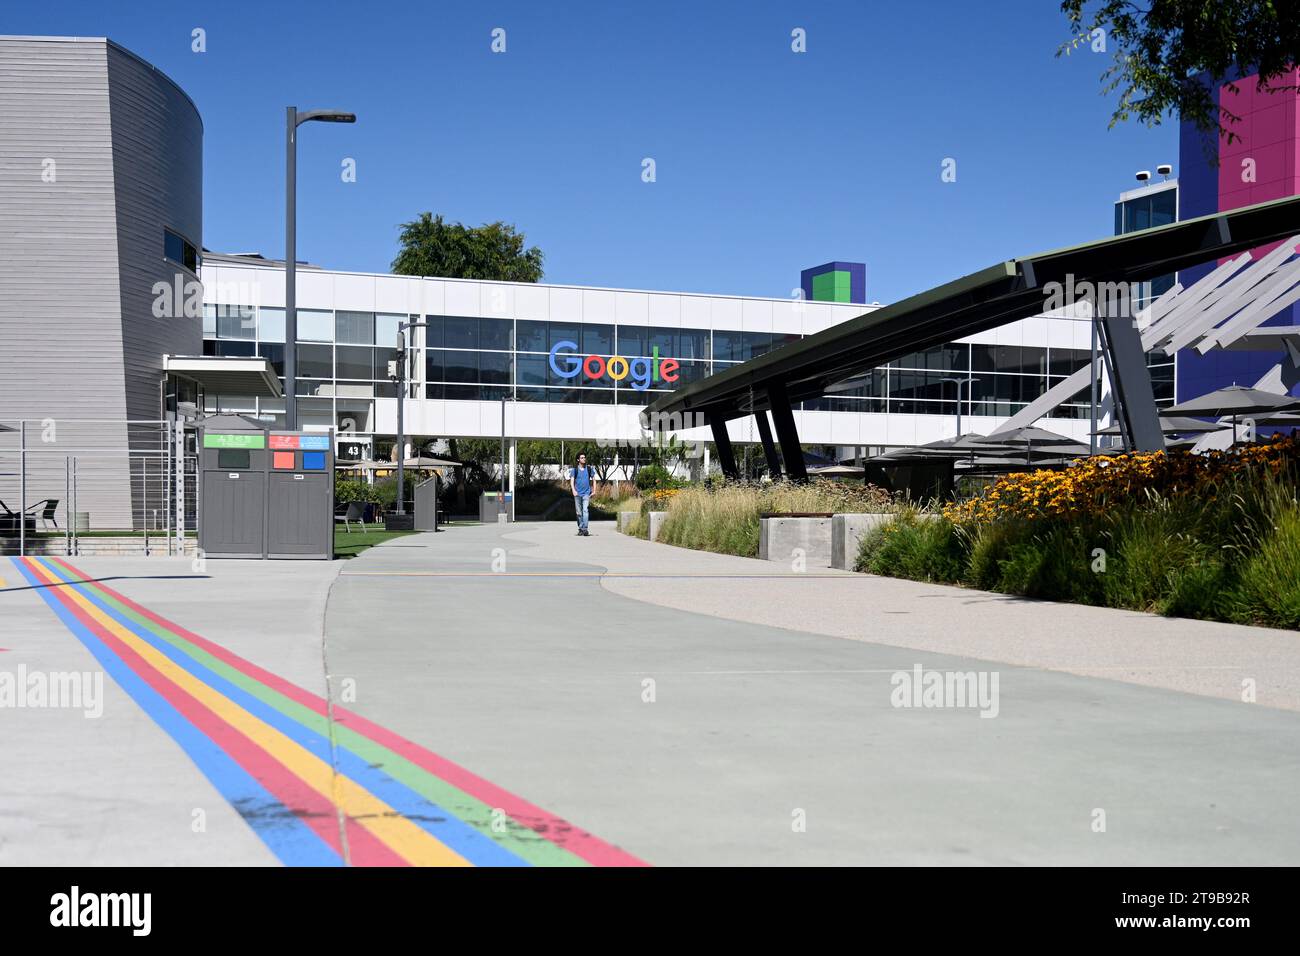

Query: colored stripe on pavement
left=14, top=555, right=645, bottom=867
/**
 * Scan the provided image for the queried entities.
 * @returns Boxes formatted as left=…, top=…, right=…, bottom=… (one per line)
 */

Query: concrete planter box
left=618, top=510, right=639, bottom=532
left=759, top=516, right=832, bottom=567
left=831, top=512, right=940, bottom=570
left=648, top=511, right=668, bottom=542
left=831, top=513, right=895, bottom=570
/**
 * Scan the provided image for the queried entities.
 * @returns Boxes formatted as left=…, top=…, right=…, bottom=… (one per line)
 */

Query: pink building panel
left=1218, top=69, right=1300, bottom=258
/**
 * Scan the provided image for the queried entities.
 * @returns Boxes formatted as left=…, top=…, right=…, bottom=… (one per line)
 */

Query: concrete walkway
left=3, top=523, right=1299, bottom=866
left=0, top=555, right=337, bottom=865
left=323, top=522, right=1300, bottom=865
left=587, top=527, right=1300, bottom=711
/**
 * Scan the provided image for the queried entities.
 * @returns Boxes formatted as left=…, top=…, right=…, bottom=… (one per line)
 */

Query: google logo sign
left=548, top=340, right=680, bottom=391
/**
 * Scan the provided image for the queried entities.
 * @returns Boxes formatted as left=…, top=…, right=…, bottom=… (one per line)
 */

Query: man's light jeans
left=574, top=493, right=590, bottom=532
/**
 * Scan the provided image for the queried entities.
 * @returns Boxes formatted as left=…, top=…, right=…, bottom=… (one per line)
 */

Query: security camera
left=1156, top=164, right=1173, bottom=176
left=1135, top=170, right=1151, bottom=182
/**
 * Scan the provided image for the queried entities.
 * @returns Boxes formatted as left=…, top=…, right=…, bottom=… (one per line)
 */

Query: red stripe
left=28, top=558, right=408, bottom=867
left=53, top=556, right=646, bottom=867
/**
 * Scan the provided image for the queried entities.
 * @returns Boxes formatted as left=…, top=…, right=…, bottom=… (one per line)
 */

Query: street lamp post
left=285, top=106, right=355, bottom=431
left=500, top=397, right=507, bottom=518
left=392, top=318, right=433, bottom=516
left=937, top=376, right=978, bottom=436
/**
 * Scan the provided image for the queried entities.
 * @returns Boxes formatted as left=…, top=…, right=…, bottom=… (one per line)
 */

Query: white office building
left=198, top=255, right=1097, bottom=468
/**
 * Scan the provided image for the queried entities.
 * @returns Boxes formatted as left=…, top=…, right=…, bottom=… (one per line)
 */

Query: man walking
left=570, top=452, right=595, bottom=536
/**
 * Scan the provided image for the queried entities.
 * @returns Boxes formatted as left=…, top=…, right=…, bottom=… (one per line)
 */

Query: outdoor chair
left=25, top=498, right=59, bottom=530
left=334, top=501, right=368, bottom=534
left=0, top=498, right=24, bottom=534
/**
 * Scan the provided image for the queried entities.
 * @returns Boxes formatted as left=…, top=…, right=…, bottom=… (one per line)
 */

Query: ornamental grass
left=640, top=479, right=895, bottom=556
left=859, top=436, right=1300, bottom=629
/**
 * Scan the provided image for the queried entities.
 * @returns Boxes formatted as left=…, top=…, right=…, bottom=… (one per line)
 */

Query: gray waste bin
left=414, top=475, right=439, bottom=532
left=479, top=491, right=514, bottom=523
left=197, top=414, right=334, bottom=559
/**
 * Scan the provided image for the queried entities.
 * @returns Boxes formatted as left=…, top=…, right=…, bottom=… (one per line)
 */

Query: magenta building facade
left=1177, top=67, right=1300, bottom=401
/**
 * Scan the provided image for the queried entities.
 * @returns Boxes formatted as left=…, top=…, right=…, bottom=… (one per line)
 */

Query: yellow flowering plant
left=944, top=435, right=1300, bottom=524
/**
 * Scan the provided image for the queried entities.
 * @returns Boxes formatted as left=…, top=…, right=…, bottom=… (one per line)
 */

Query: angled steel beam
left=1142, top=256, right=1252, bottom=350
left=766, top=382, right=808, bottom=483
left=753, top=410, right=782, bottom=478
left=709, top=416, right=739, bottom=479
left=1198, top=258, right=1300, bottom=352
left=1098, top=296, right=1163, bottom=451
left=1163, top=240, right=1300, bottom=353
left=1134, top=279, right=1186, bottom=332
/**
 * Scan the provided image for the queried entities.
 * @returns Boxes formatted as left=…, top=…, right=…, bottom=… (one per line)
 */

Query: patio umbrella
left=1091, top=415, right=1226, bottom=436
left=808, top=463, right=864, bottom=477
left=873, top=433, right=1016, bottom=461
left=1250, top=412, right=1300, bottom=426
left=981, top=425, right=1081, bottom=445
left=923, top=432, right=1013, bottom=453
left=401, top=456, right=460, bottom=469
left=975, top=425, right=1088, bottom=466
left=1164, top=385, right=1300, bottom=443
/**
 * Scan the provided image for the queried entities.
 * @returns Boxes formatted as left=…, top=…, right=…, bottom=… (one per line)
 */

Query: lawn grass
left=333, top=528, right=420, bottom=558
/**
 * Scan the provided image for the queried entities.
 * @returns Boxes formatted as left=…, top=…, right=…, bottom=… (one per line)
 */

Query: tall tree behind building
left=391, top=213, right=544, bottom=281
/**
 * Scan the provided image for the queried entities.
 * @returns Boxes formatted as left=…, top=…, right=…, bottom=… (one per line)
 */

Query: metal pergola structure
left=1001, top=227, right=1300, bottom=450
left=643, top=194, right=1300, bottom=481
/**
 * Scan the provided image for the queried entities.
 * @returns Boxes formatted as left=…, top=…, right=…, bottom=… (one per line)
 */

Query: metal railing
left=0, top=420, right=195, bottom=556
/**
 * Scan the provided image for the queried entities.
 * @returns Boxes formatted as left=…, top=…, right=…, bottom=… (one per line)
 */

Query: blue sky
left=11, top=0, right=1178, bottom=303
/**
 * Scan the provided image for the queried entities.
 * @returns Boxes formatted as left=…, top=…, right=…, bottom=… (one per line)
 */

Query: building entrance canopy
left=165, top=355, right=283, bottom=399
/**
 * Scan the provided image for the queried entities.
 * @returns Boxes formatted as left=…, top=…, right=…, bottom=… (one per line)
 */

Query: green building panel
left=812, top=270, right=853, bottom=303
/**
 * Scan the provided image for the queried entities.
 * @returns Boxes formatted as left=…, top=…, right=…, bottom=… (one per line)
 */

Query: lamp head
left=296, top=109, right=356, bottom=125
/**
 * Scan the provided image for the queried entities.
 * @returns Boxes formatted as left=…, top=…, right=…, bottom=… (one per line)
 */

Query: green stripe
left=43, top=560, right=587, bottom=867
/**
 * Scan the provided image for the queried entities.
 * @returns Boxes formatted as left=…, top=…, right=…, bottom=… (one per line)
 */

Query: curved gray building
left=0, top=35, right=202, bottom=527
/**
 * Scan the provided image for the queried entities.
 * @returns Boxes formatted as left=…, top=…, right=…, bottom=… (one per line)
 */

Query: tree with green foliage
left=1060, top=1, right=1300, bottom=148
left=514, top=439, right=564, bottom=486
left=391, top=213, right=544, bottom=281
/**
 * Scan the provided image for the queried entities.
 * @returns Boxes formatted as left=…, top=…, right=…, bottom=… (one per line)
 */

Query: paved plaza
left=3, top=522, right=1299, bottom=865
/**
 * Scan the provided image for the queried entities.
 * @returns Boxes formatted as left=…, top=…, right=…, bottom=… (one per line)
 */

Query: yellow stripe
left=28, top=559, right=469, bottom=867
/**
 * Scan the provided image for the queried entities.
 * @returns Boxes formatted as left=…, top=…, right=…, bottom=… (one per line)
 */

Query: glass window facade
left=803, top=342, right=1089, bottom=419
left=1115, top=183, right=1178, bottom=406
left=201, top=305, right=1089, bottom=448
left=297, top=310, right=334, bottom=342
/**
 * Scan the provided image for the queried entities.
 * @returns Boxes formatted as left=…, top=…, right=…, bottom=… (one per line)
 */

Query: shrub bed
left=857, top=437, right=1300, bottom=629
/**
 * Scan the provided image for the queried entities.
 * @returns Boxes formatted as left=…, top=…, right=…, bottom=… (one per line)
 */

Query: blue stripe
left=13, top=558, right=343, bottom=868
left=36, top=558, right=529, bottom=867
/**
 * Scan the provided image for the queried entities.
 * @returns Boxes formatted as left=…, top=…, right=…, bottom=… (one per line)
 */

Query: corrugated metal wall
left=0, top=36, right=203, bottom=527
